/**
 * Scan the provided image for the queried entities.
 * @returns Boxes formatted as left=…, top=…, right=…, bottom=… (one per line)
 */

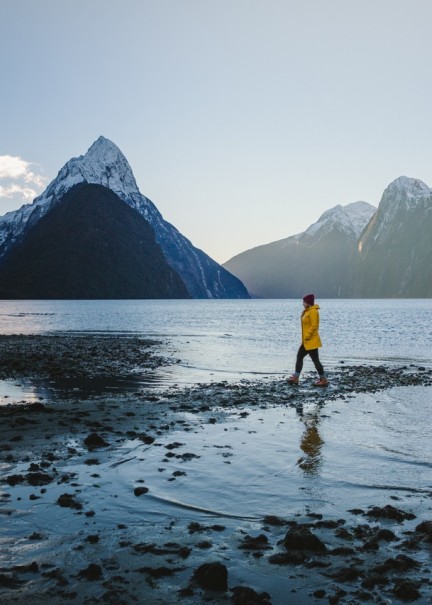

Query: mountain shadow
left=0, top=136, right=250, bottom=299
left=0, top=183, right=189, bottom=299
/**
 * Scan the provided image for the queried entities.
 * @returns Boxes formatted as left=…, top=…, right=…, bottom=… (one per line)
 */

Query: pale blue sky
left=1, top=0, right=432, bottom=263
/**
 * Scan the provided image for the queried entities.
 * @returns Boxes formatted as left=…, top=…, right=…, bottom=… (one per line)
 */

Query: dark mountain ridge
left=0, top=183, right=189, bottom=299
left=0, top=137, right=249, bottom=299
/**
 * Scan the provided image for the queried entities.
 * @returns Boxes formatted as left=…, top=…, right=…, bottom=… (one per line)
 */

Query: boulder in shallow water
left=414, top=520, right=432, bottom=542
left=78, top=563, right=102, bottom=581
left=231, top=585, right=272, bottom=604
left=84, top=433, right=109, bottom=449
left=193, top=562, right=228, bottom=591
left=57, top=493, right=82, bottom=510
left=366, top=504, right=416, bottom=523
left=282, top=525, right=326, bottom=553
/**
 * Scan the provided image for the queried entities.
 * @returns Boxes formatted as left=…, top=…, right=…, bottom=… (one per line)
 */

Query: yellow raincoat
left=301, top=304, right=322, bottom=350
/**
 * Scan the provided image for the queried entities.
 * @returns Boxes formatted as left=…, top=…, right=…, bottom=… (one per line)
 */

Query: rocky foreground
left=0, top=335, right=431, bottom=604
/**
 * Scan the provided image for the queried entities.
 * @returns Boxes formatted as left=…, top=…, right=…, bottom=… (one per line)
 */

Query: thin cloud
left=0, top=155, right=47, bottom=206
left=0, top=155, right=30, bottom=179
left=0, top=183, right=39, bottom=202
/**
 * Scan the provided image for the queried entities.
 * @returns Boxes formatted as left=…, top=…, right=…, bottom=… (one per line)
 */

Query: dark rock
left=373, top=528, right=398, bottom=542
left=328, top=588, right=348, bottom=605
left=176, top=452, right=200, bottom=461
left=414, top=520, right=432, bottom=542
left=231, top=585, right=272, bottom=604
left=239, top=534, right=271, bottom=551
left=26, top=472, right=53, bottom=486
left=375, top=555, right=420, bottom=574
left=57, top=493, right=82, bottom=510
left=11, top=562, right=39, bottom=573
left=165, top=442, right=184, bottom=450
left=392, top=579, right=422, bottom=601
left=137, top=566, right=177, bottom=578
left=78, top=563, right=103, bottom=581
left=84, top=432, right=109, bottom=449
left=42, top=568, right=68, bottom=586
left=361, top=573, right=389, bottom=590
left=188, top=522, right=225, bottom=534
left=314, top=519, right=341, bottom=529
left=86, top=535, right=100, bottom=544
left=138, top=433, right=155, bottom=445
left=366, top=505, right=416, bottom=523
left=133, top=542, right=191, bottom=559
left=5, top=474, right=25, bottom=486
left=268, top=552, right=306, bottom=565
left=328, top=566, right=361, bottom=582
left=134, top=486, right=149, bottom=497
left=353, top=524, right=374, bottom=540
left=282, top=525, right=326, bottom=552
left=334, top=528, right=353, bottom=541
left=262, top=515, right=290, bottom=527
left=352, top=590, right=374, bottom=602
left=328, top=547, right=355, bottom=556
left=193, top=562, right=228, bottom=591
left=313, top=589, right=326, bottom=598
left=0, top=573, right=21, bottom=588
left=361, top=539, right=380, bottom=551
left=178, top=586, right=194, bottom=597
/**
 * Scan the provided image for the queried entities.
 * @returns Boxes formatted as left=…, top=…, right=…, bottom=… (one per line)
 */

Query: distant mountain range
left=0, top=137, right=249, bottom=300
left=224, top=177, right=432, bottom=298
left=2, top=137, right=431, bottom=300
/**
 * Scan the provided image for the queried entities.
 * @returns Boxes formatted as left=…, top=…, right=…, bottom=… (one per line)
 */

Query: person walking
left=288, top=294, right=328, bottom=387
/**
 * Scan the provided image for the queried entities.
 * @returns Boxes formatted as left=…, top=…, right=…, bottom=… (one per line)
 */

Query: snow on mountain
left=223, top=199, right=377, bottom=298
left=354, top=176, right=432, bottom=297
left=303, top=201, right=376, bottom=240
left=0, top=137, right=143, bottom=250
left=0, top=137, right=249, bottom=298
left=358, top=176, right=432, bottom=251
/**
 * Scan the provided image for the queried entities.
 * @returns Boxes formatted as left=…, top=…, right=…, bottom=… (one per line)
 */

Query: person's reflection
left=297, top=410, right=324, bottom=476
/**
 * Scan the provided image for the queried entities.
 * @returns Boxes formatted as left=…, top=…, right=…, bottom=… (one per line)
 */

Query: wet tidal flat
left=0, top=335, right=432, bottom=604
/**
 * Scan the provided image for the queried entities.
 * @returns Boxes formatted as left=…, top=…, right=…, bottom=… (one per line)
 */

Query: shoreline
left=1, top=334, right=432, bottom=604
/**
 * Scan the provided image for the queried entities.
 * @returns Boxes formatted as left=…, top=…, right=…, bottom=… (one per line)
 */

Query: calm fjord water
left=1, top=299, right=431, bottom=605
left=0, top=299, right=431, bottom=387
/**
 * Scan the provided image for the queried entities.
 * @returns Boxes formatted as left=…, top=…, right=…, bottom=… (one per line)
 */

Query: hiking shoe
left=314, top=377, right=328, bottom=387
left=288, top=375, right=299, bottom=385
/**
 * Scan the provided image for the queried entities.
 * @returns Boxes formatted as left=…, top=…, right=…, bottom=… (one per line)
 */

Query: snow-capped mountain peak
left=380, top=176, right=431, bottom=211
left=0, top=136, right=249, bottom=299
left=0, top=137, right=147, bottom=251
left=47, top=136, right=141, bottom=204
left=304, top=201, right=376, bottom=240
left=358, top=176, right=432, bottom=250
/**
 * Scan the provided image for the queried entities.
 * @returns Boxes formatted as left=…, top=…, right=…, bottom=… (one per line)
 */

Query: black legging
left=295, top=344, right=324, bottom=376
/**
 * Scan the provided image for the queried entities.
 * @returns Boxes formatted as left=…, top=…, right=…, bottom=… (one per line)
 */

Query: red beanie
left=303, top=293, right=315, bottom=306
